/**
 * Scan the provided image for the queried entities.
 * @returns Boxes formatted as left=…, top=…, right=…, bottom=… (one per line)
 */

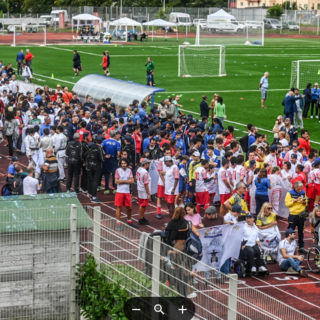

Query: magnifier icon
left=154, top=304, right=164, bottom=315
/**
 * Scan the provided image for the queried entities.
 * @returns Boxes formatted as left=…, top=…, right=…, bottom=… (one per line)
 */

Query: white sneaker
left=311, top=115, right=314, bottom=119
left=251, top=266, right=257, bottom=273
left=259, top=266, right=267, bottom=272
left=187, top=292, right=197, bottom=299
left=179, top=204, right=185, bottom=207
left=316, top=115, right=319, bottom=119
left=107, top=72, right=110, bottom=76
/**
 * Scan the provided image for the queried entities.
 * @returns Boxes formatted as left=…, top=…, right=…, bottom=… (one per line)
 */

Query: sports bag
left=11, top=174, right=23, bottom=195
left=184, top=221, right=203, bottom=261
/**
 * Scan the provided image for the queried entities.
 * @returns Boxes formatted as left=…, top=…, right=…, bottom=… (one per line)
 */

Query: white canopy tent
left=108, top=17, right=142, bottom=41
left=143, top=19, right=177, bottom=42
left=207, top=9, right=236, bottom=19
left=72, top=13, right=101, bottom=33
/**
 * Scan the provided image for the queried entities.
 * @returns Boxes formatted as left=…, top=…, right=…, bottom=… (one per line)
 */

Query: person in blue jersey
left=101, top=130, right=121, bottom=195
left=175, top=131, right=186, bottom=156
left=259, top=71, right=269, bottom=109
left=175, top=155, right=190, bottom=207
left=16, top=49, right=25, bottom=75
left=202, top=139, right=214, bottom=159
left=213, top=137, right=225, bottom=173
left=201, top=146, right=218, bottom=165
left=204, top=128, right=215, bottom=148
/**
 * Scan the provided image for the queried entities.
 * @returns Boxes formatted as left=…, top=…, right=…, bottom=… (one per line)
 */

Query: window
left=318, top=3, right=320, bottom=8
left=304, top=4, right=308, bottom=8
left=240, top=2, right=243, bottom=5
left=299, top=4, right=302, bottom=7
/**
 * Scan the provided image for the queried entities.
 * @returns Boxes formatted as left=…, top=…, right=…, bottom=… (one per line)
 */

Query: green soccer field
left=2, top=37, right=320, bottom=146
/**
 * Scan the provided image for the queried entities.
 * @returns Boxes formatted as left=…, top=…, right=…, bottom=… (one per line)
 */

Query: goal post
left=11, top=25, right=46, bottom=47
left=178, top=45, right=226, bottom=77
left=290, top=60, right=320, bottom=89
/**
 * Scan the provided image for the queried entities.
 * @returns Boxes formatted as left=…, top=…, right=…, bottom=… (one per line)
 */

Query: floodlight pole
left=12, top=27, right=16, bottom=47
left=120, top=0, right=122, bottom=17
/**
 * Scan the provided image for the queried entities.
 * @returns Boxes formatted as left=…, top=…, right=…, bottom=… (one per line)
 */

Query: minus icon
left=132, top=309, right=141, bottom=311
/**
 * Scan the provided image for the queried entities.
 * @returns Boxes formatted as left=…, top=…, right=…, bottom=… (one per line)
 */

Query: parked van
left=50, top=10, right=69, bottom=27
left=207, top=16, right=244, bottom=33
left=282, top=20, right=299, bottom=31
left=169, top=12, right=192, bottom=27
left=263, top=18, right=282, bottom=30
left=244, top=21, right=263, bottom=29
left=40, top=15, right=53, bottom=27
left=193, top=19, right=207, bottom=29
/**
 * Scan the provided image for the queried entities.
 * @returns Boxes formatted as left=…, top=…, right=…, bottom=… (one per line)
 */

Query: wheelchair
left=307, top=233, right=320, bottom=273
left=232, top=247, right=269, bottom=278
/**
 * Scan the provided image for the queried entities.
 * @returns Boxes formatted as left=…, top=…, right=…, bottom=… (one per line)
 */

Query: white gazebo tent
left=143, top=19, right=177, bottom=42
left=72, top=13, right=101, bottom=33
left=207, top=9, right=236, bottom=19
left=108, top=17, right=142, bottom=41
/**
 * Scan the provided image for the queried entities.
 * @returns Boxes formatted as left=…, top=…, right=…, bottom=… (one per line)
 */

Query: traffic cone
left=51, top=73, right=54, bottom=78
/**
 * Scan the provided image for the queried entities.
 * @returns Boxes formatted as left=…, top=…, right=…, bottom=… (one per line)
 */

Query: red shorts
left=115, top=193, right=132, bottom=207
left=209, top=192, right=216, bottom=198
left=138, top=198, right=148, bottom=207
left=314, top=183, right=320, bottom=196
left=307, top=184, right=315, bottom=199
left=220, top=193, right=231, bottom=205
left=196, top=191, right=210, bottom=205
left=157, top=185, right=165, bottom=198
left=165, top=194, right=176, bottom=204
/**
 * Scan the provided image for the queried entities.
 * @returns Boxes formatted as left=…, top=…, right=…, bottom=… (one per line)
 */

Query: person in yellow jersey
left=187, top=150, right=201, bottom=202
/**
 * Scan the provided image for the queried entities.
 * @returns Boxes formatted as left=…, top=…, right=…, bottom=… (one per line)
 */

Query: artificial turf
left=1, top=36, right=320, bottom=145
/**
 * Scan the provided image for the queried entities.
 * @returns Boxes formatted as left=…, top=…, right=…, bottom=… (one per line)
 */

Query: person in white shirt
left=290, top=154, right=298, bottom=178
left=264, top=145, right=278, bottom=168
left=115, top=159, right=137, bottom=231
left=240, top=213, right=267, bottom=273
left=224, top=205, right=243, bottom=224
left=24, top=127, right=40, bottom=177
left=278, top=131, right=289, bottom=147
left=23, top=166, right=40, bottom=195
left=40, top=128, right=52, bottom=159
left=83, top=111, right=91, bottom=124
left=9, top=75, right=19, bottom=94
left=277, top=228, right=308, bottom=277
left=195, top=160, right=212, bottom=213
left=54, top=126, right=67, bottom=181
left=164, top=156, right=180, bottom=218
left=218, top=159, right=233, bottom=215
left=136, top=158, right=151, bottom=226
left=281, top=161, right=293, bottom=181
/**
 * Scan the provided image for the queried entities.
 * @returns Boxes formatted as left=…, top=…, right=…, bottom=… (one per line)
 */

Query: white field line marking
left=150, top=46, right=173, bottom=50
left=166, top=89, right=289, bottom=94
left=252, top=275, right=320, bottom=311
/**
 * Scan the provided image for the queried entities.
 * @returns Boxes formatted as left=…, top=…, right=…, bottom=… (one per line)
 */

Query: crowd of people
left=1, top=57, right=320, bottom=290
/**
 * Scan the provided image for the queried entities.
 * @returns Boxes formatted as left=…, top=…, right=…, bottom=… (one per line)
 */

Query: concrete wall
left=0, top=231, right=78, bottom=320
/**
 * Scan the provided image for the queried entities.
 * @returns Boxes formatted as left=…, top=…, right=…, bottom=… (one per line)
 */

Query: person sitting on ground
left=256, top=202, right=277, bottom=229
left=277, top=228, right=308, bottom=277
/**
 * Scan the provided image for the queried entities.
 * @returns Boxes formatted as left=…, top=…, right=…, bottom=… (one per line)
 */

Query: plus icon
left=178, top=305, right=188, bottom=315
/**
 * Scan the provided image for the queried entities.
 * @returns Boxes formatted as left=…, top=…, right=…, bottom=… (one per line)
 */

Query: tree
left=267, top=4, right=284, bottom=18
left=282, top=1, right=297, bottom=10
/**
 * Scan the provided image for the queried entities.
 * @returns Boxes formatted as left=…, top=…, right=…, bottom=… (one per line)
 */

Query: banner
left=258, top=225, right=281, bottom=259
left=149, top=160, right=159, bottom=195
left=193, top=222, right=245, bottom=272
left=31, top=148, right=44, bottom=173
left=250, top=174, right=290, bottom=218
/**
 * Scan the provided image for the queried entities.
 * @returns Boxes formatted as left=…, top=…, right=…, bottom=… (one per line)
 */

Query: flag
left=193, top=222, right=245, bottom=272
left=258, top=226, right=281, bottom=259
left=250, top=174, right=290, bottom=218
left=149, top=160, right=159, bottom=195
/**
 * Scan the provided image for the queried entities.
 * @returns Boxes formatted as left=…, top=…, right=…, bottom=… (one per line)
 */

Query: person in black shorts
left=72, top=50, right=81, bottom=76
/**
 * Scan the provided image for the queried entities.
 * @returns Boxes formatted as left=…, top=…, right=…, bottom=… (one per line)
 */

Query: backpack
left=184, top=221, right=203, bottom=261
left=239, top=135, right=249, bottom=153
left=11, top=174, right=24, bottom=195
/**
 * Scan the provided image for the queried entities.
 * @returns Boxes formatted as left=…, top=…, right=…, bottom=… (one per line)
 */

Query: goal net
left=290, top=60, right=320, bottom=89
left=178, top=45, right=226, bottom=77
left=11, top=25, right=46, bottom=47
left=194, top=20, right=264, bottom=46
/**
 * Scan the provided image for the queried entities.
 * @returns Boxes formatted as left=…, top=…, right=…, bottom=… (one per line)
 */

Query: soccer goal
left=290, top=60, right=320, bottom=89
left=178, top=45, right=226, bottom=77
left=194, top=20, right=264, bottom=46
left=11, top=25, right=46, bottom=47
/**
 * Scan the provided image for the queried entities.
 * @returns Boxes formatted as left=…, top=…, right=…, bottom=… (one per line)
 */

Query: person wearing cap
left=163, top=156, right=180, bottom=218
left=156, top=148, right=172, bottom=218
left=65, top=132, right=83, bottom=193
left=277, top=228, right=308, bottom=277
left=224, top=204, right=243, bottom=224
left=240, top=213, right=267, bottom=274
left=114, top=159, right=138, bottom=230
left=136, top=159, right=151, bottom=225
left=121, top=118, right=134, bottom=137
left=101, top=130, right=121, bottom=195
left=54, top=126, right=68, bottom=181
left=285, top=181, right=308, bottom=254
left=84, top=139, right=105, bottom=203
left=310, top=160, right=320, bottom=209
left=224, top=182, right=248, bottom=221
left=202, top=206, right=224, bottom=227
left=7, top=156, right=19, bottom=180
left=264, top=145, right=278, bottom=168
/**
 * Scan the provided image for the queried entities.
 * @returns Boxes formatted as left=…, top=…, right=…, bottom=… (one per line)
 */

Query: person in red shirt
left=291, top=164, right=307, bottom=191
left=76, top=121, right=92, bottom=142
left=132, top=126, right=142, bottom=165
left=298, top=129, right=311, bottom=155
left=25, top=49, right=34, bottom=73
left=222, top=132, right=231, bottom=147
left=107, top=120, right=119, bottom=134
left=100, top=51, right=110, bottom=76
left=160, top=131, right=170, bottom=147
